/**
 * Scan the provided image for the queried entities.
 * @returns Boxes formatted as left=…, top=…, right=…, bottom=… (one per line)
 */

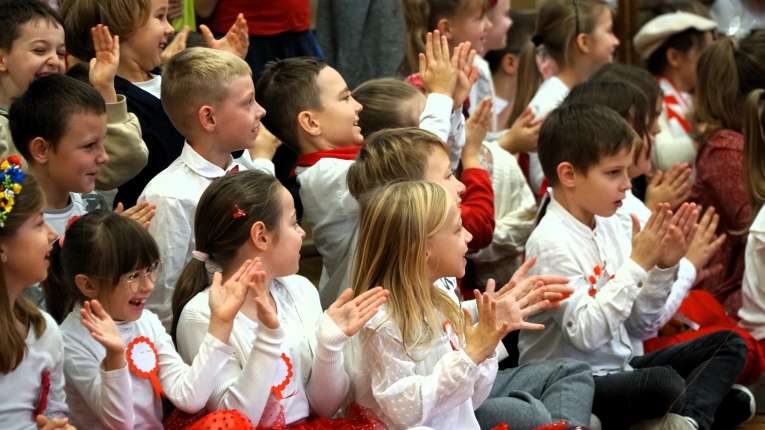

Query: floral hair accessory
left=233, top=205, right=246, bottom=219
left=0, top=155, right=25, bottom=228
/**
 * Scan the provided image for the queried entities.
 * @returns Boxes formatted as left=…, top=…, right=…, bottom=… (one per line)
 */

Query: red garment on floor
left=211, top=0, right=311, bottom=36
left=164, top=409, right=256, bottom=430
left=643, top=290, right=765, bottom=384
left=461, top=168, right=495, bottom=250
left=256, top=402, right=386, bottom=429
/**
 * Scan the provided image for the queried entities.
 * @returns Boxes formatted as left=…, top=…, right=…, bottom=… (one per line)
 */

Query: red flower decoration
left=7, top=155, right=21, bottom=166
left=66, top=215, right=81, bottom=231
left=233, top=205, right=246, bottom=219
left=405, top=73, right=424, bottom=89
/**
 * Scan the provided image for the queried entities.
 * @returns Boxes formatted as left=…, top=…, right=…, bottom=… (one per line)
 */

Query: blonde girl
left=512, top=0, right=619, bottom=196
left=172, top=170, right=388, bottom=428
left=0, top=163, right=72, bottom=430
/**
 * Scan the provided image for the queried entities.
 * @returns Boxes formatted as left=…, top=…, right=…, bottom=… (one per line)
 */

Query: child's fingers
left=231, top=259, right=252, bottom=283
left=485, top=279, right=497, bottom=296
left=418, top=52, right=427, bottom=75
left=520, top=321, right=546, bottom=331
left=462, top=307, right=474, bottom=332
left=439, top=34, right=450, bottom=65
left=432, top=32, right=442, bottom=64
left=521, top=300, right=550, bottom=319
left=331, top=288, right=355, bottom=309
left=709, top=233, right=727, bottom=250
left=631, top=213, right=642, bottom=238
left=515, top=255, right=536, bottom=277
left=465, top=49, right=477, bottom=71
left=354, top=287, right=389, bottom=310
left=211, top=271, right=223, bottom=289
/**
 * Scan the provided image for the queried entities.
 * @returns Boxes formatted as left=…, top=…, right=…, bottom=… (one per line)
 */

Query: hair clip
left=233, top=205, right=246, bottom=219
left=0, top=155, right=25, bottom=228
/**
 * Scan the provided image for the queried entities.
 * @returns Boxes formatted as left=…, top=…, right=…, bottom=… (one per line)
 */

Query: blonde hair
left=399, top=0, right=489, bottom=76
left=161, top=47, right=252, bottom=137
left=691, top=31, right=765, bottom=143
left=509, top=0, right=610, bottom=124
left=352, top=181, right=464, bottom=357
left=743, top=89, right=765, bottom=223
left=346, top=128, right=448, bottom=200
left=353, top=78, right=423, bottom=138
left=61, top=0, right=151, bottom=61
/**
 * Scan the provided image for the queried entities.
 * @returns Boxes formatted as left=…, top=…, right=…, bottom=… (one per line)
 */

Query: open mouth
left=159, top=42, right=167, bottom=51
left=129, top=299, right=147, bottom=308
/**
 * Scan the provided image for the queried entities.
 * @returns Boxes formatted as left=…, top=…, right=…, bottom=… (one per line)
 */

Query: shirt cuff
left=99, top=362, right=130, bottom=378
left=236, top=150, right=276, bottom=176
left=105, top=95, right=129, bottom=124
left=421, top=93, right=454, bottom=122
left=203, top=331, right=236, bottom=355
left=316, top=312, right=350, bottom=351
left=254, top=320, right=287, bottom=345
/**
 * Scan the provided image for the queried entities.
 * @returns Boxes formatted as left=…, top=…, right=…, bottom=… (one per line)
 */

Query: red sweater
left=461, top=168, right=495, bottom=251
left=212, top=0, right=311, bottom=36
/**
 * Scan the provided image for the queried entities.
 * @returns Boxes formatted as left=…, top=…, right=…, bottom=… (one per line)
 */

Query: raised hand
left=326, top=287, right=389, bottom=336
left=685, top=206, right=726, bottom=272
left=209, top=259, right=263, bottom=323
left=509, top=256, right=570, bottom=301
left=659, top=203, right=700, bottom=268
left=200, top=13, right=249, bottom=59
left=36, top=415, right=76, bottom=430
left=462, top=292, right=508, bottom=364
left=490, top=276, right=551, bottom=330
left=498, top=107, right=543, bottom=154
left=167, top=0, right=184, bottom=21
left=630, top=203, right=673, bottom=271
left=249, top=124, right=281, bottom=161
left=88, top=25, right=119, bottom=104
left=161, top=26, right=189, bottom=65
left=644, top=163, right=692, bottom=211
left=114, top=201, right=156, bottom=229
left=452, top=42, right=478, bottom=111
left=462, top=97, right=492, bottom=169
left=80, top=300, right=126, bottom=371
left=418, top=30, right=458, bottom=99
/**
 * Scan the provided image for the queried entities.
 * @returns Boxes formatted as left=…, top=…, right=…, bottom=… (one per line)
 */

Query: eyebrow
left=337, top=87, right=349, bottom=98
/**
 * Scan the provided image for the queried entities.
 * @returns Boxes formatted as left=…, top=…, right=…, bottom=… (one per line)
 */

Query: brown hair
left=0, top=0, right=63, bottom=52
left=61, top=0, right=151, bottom=61
left=171, top=170, right=284, bottom=341
left=654, top=0, right=710, bottom=19
left=539, top=102, right=640, bottom=186
left=591, top=63, right=663, bottom=132
left=352, top=78, right=423, bottom=139
left=256, top=57, right=327, bottom=154
left=399, top=0, right=489, bottom=76
left=44, top=211, right=161, bottom=324
left=161, top=48, right=252, bottom=137
left=353, top=181, right=463, bottom=356
left=691, top=31, right=765, bottom=143
left=347, top=128, right=448, bottom=200
left=509, top=0, right=611, bottom=125
left=0, top=174, right=47, bottom=374
left=743, top=89, right=765, bottom=223
left=646, top=28, right=709, bottom=76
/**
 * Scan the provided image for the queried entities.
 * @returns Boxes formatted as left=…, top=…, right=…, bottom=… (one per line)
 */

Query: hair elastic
left=192, top=251, right=209, bottom=262
left=532, top=35, right=545, bottom=47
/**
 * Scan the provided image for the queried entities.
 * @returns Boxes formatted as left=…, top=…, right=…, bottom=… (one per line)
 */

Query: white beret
left=633, top=11, right=717, bottom=60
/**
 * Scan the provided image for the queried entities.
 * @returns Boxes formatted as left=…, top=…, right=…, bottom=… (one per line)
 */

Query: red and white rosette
left=270, top=352, right=297, bottom=400
left=443, top=320, right=459, bottom=351
left=126, top=336, right=165, bottom=399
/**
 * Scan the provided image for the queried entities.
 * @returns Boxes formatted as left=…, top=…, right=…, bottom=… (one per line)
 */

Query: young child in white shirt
left=46, top=210, right=259, bottom=429
left=519, top=101, right=749, bottom=430
left=171, top=170, right=388, bottom=427
left=8, top=74, right=155, bottom=312
left=256, top=32, right=471, bottom=296
left=347, top=180, right=556, bottom=430
left=138, top=48, right=274, bottom=331
left=0, top=165, right=72, bottom=430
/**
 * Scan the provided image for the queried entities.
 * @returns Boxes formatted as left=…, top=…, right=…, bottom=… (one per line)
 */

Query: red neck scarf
left=291, top=146, right=362, bottom=177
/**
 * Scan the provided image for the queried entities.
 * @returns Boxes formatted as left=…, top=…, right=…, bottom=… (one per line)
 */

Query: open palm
left=209, top=258, right=263, bottom=324
left=200, top=13, right=249, bottom=59
left=326, top=288, right=388, bottom=336
left=80, top=300, right=125, bottom=354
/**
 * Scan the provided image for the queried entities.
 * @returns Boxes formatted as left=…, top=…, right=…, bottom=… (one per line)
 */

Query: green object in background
left=172, top=0, right=196, bottom=32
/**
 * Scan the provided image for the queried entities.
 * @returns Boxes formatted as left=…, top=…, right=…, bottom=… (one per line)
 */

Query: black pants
left=592, top=330, right=747, bottom=430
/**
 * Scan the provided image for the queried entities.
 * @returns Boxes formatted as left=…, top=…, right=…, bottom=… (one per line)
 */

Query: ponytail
left=743, top=89, right=765, bottom=222
left=171, top=258, right=209, bottom=343
left=508, top=40, right=542, bottom=126
left=42, top=240, right=83, bottom=324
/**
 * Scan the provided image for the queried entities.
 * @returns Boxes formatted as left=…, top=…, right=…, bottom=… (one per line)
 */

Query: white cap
left=633, top=11, right=717, bottom=60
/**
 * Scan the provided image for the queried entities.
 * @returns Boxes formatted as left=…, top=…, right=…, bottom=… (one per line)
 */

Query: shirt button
left=567, top=321, right=573, bottom=327
left=593, top=232, right=597, bottom=237
left=638, top=282, right=643, bottom=288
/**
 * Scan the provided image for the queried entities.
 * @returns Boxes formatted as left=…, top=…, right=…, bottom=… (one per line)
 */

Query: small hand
left=80, top=300, right=126, bottom=373
left=418, top=30, right=458, bottom=98
left=658, top=203, right=699, bottom=268
left=114, top=201, right=156, bottom=229
left=161, top=26, right=189, bottom=65
left=644, top=163, right=692, bottom=211
left=208, top=258, right=263, bottom=324
left=36, top=415, right=76, bottom=430
left=88, top=25, right=119, bottom=104
left=685, top=206, right=726, bottom=271
left=462, top=292, right=508, bottom=364
left=452, top=42, right=478, bottom=111
left=462, top=97, right=492, bottom=169
left=249, top=125, right=281, bottom=161
left=489, top=277, right=550, bottom=332
left=509, top=256, right=570, bottom=294
left=326, top=287, right=389, bottom=336
left=630, top=203, right=673, bottom=271
left=167, top=0, right=184, bottom=21
left=498, top=107, right=542, bottom=154
left=200, top=13, right=249, bottom=59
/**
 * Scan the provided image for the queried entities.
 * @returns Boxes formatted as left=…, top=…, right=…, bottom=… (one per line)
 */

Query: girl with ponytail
left=172, top=170, right=388, bottom=428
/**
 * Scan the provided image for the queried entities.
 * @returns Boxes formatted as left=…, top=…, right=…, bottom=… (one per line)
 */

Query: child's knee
left=555, top=357, right=593, bottom=377
left=643, top=366, right=686, bottom=414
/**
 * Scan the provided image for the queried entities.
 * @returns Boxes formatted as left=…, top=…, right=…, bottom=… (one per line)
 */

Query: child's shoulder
left=140, top=157, right=192, bottom=199
left=297, top=158, right=354, bottom=184
left=276, top=274, right=321, bottom=302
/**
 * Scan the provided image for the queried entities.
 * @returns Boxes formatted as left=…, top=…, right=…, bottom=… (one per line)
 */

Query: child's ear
left=557, top=162, right=577, bottom=188
left=574, top=33, right=590, bottom=55
left=297, top=110, right=321, bottom=138
left=249, top=221, right=269, bottom=251
left=665, top=48, right=683, bottom=70
left=501, top=53, right=518, bottom=76
left=74, top=274, right=99, bottom=299
left=197, top=105, right=216, bottom=132
left=0, top=49, right=9, bottom=73
left=29, top=137, right=52, bottom=164
left=436, top=18, right=452, bottom=39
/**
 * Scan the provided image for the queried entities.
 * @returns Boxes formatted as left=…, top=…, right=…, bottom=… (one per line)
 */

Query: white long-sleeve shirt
left=467, top=141, right=537, bottom=287
left=299, top=92, right=465, bottom=292
left=518, top=197, right=677, bottom=375
left=0, top=311, right=68, bottom=430
left=176, top=275, right=349, bottom=426
left=527, top=76, right=570, bottom=196
left=138, top=142, right=274, bottom=330
left=61, top=307, right=235, bottom=430
left=345, top=298, right=498, bottom=430
left=469, top=56, right=501, bottom=131
left=740, top=205, right=765, bottom=340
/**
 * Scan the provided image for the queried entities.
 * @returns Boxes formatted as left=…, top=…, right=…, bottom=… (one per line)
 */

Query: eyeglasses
left=117, top=261, right=162, bottom=294
left=573, top=0, right=581, bottom=36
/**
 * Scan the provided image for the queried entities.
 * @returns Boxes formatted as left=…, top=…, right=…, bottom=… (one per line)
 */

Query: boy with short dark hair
left=518, top=101, right=748, bottom=430
left=0, top=0, right=148, bottom=191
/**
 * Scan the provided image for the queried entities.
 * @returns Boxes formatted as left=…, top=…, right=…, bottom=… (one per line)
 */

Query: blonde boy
left=139, top=48, right=272, bottom=330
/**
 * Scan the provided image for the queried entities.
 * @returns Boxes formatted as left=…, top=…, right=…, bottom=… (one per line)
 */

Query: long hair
left=352, top=181, right=463, bottom=358
left=0, top=175, right=47, bottom=374
left=743, top=89, right=765, bottom=225
left=171, top=170, right=284, bottom=341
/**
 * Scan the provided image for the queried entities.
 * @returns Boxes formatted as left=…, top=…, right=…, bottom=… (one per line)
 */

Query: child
left=47, top=211, right=258, bottom=429
left=513, top=0, right=619, bottom=197
left=689, top=31, right=765, bottom=314
left=472, top=0, right=511, bottom=130
left=519, top=101, right=749, bottom=429
left=8, top=74, right=155, bottom=311
left=0, top=0, right=147, bottom=191
left=255, top=33, right=474, bottom=296
left=633, top=11, right=716, bottom=172
left=137, top=47, right=272, bottom=331
left=172, top=170, right=388, bottom=427
left=0, top=164, right=72, bottom=430
left=347, top=180, right=567, bottom=429
left=61, top=0, right=250, bottom=208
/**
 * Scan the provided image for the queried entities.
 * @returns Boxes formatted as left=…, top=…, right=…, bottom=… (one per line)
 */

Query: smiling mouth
left=129, top=299, right=147, bottom=307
